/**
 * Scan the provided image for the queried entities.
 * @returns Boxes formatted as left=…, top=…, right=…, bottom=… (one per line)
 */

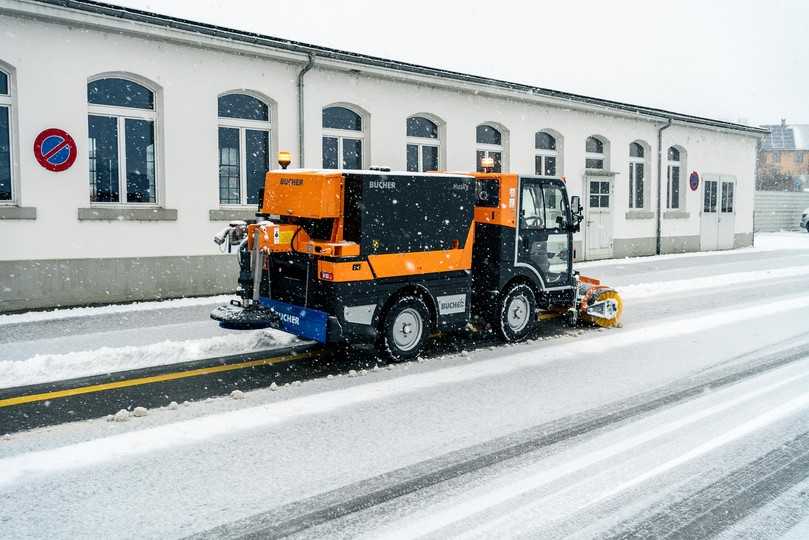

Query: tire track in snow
left=187, top=342, right=809, bottom=540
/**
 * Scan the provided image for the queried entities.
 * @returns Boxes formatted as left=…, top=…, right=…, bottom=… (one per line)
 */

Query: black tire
left=378, top=295, right=431, bottom=361
left=496, top=282, right=538, bottom=342
left=806, top=223, right=809, bottom=233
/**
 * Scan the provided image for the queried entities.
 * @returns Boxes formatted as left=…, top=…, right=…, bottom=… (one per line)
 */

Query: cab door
left=516, top=178, right=573, bottom=288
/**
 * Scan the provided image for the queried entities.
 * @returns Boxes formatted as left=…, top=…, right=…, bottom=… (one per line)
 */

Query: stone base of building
left=0, top=255, right=238, bottom=313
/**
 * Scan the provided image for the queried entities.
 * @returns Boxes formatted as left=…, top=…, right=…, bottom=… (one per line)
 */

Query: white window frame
left=476, top=124, right=505, bottom=172
left=585, top=137, right=607, bottom=170
left=406, top=116, right=441, bottom=172
left=0, top=68, right=15, bottom=205
left=218, top=102, right=271, bottom=207
left=666, top=147, right=685, bottom=210
left=322, top=127, right=364, bottom=170
left=88, top=84, right=159, bottom=207
left=534, top=132, right=558, bottom=178
left=628, top=143, right=647, bottom=210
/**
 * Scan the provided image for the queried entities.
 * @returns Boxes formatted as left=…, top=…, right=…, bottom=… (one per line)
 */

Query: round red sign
left=33, top=128, right=77, bottom=172
left=689, top=171, right=700, bottom=191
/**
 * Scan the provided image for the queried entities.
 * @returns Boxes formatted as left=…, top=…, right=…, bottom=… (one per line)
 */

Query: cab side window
left=542, top=186, right=565, bottom=229
left=520, top=183, right=544, bottom=229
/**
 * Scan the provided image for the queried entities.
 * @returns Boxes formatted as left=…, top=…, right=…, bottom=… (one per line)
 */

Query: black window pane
left=535, top=132, right=556, bottom=150
left=124, top=119, right=156, bottom=203
left=0, top=107, right=9, bottom=200
left=422, top=145, right=438, bottom=172
left=246, top=129, right=269, bottom=205
left=636, top=163, right=644, bottom=208
left=88, top=115, right=119, bottom=202
left=322, top=137, right=338, bottom=168
left=218, top=94, right=269, bottom=121
left=545, top=156, right=556, bottom=176
left=491, top=152, right=502, bottom=172
left=323, top=107, right=362, bottom=131
left=218, top=127, right=240, bottom=204
left=407, top=117, right=438, bottom=138
left=590, top=195, right=599, bottom=208
left=586, top=158, right=604, bottom=169
left=406, top=144, right=419, bottom=172
left=630, top=142, right=644, bottom=158
left=586, top=137, right=603, bottom=153
left=668, top=146, right=680, bottom=161
left=670, top=165, right=680, bottom=209
left=88, top=78, right=153, bottom=110
left=534, top=155, right=542, bottom=176
left=476, top=125, right=501, bottom=145
left=0, top=71, right=7, bottom=95
left=342, top=138, right=362, bottom=169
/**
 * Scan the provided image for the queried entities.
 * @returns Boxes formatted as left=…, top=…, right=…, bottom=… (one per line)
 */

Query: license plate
left=258, top=298, right=329, bottom=343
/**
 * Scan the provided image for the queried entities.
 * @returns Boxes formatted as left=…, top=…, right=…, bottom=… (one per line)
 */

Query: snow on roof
left=759, top=123, right=809, bottom=150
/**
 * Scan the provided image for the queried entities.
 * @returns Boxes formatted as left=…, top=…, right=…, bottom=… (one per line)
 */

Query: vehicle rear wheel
left=496, top=282, right=537, bottom=342
left=378, top=295, right=431, bottom=361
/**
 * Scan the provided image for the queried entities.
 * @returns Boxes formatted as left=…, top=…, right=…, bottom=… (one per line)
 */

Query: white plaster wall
left=0, top=9, right=758, bottom=263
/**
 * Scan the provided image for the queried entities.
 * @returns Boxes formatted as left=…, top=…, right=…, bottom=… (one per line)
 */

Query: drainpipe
left=656, top=118, right=673, bottom=255
left=297, top=53, right=316, bottom=168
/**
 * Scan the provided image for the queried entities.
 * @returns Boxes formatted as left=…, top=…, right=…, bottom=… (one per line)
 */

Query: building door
left=700, top=178, right=736, bottom=251
left=584, top=177, right=613, bottom=260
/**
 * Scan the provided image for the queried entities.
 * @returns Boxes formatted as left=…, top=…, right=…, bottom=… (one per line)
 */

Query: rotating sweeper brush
left=576, top=276, right=623, bottom=328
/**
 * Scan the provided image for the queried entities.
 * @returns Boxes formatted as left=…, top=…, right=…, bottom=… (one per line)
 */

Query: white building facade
left=0, top=0, right=765, bottom=312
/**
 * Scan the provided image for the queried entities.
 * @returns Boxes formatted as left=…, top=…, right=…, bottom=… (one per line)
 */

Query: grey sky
left=109, top=0, right=807, bottom=126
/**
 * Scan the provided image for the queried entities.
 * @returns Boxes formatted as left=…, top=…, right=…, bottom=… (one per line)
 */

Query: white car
left=802, top=207, right=809, bottom=232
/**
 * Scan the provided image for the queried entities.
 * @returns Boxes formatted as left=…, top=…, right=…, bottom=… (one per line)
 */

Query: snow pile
left=0, top=329, right=295, bottom=389
left=0, top=295, right=235, bottom=327
left=620, top=265, right=809, bottom=300
left=754, top=231, right=809, bottom=251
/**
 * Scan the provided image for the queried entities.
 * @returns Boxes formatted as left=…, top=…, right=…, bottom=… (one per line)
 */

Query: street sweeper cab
left=211, top=160, right=622, bottom=360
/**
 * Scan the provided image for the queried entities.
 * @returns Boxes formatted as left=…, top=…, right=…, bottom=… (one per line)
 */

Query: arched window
left=322, top=105, right=364, bottom=169
left=87, top=77, right=157, bottom=203
left=406, top=116, right=440, bottom=172
left=0, top=68, right=12, bottom=202
left=476, top=124, right=504, bottom=172
left=628, top=141, right=647, bottom=209
left=217, top=93, right=271, bottom=205
left=585, top=136, right=607, bottom=170
left=666, top=146, right=686, bottom=209
left=535, top=131, right=558, bottom=177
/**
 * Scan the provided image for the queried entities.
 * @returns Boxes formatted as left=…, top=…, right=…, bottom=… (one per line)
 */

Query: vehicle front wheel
left=496, top=282, right=538, bottom=342
left=378, top=295, right=431, bottom=361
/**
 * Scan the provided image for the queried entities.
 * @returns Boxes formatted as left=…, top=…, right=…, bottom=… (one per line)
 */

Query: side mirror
left=569, top=195, right=584, bottom=233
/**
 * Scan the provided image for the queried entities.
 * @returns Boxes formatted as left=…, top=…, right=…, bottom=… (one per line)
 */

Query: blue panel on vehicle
left=258, top=297, right=329, bottom=343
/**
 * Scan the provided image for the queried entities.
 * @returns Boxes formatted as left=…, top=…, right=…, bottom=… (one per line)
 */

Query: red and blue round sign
left=689, top=171, right=700, bottom=191
left=33, top=128, right=77, bottom=172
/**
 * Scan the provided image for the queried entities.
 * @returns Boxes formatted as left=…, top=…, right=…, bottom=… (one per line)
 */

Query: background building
left=754, top=120, right=809, bottom=231
left=0, top=0, right=766, bottom=312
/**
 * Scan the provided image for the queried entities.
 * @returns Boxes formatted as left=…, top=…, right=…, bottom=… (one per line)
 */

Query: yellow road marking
left=0, top=350, right=319, bottom=408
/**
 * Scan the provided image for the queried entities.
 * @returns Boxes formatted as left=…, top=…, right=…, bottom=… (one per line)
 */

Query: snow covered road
left=2, top=232, right=809, bottom=538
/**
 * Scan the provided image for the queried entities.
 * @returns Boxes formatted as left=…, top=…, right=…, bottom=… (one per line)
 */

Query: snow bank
left=0, top=329, right=296, bottom=389
left=621, top=265, right=809, bottom=300
left=576, top=231, right=809, bottom=269
left=2, top=293, right=807, bottom=487
left=0, top=295, right=234, bottom=327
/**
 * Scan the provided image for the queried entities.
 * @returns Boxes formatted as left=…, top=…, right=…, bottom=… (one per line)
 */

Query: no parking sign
left=33, top=128, right=77, bottom=172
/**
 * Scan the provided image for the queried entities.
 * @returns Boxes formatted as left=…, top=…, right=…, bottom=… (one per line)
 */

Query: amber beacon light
left=278, top=150, right=292, bottom=169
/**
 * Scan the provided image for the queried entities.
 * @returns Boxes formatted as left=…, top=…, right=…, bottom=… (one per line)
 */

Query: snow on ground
left=0, top=328, right=296, bottom=389
left=575, top=231, right=809, bottom=269
left=0, top=294, right=234, bottom=326
left=620, top=265, right=809, bottom=301
left=2, top=291, right=808, bottom=486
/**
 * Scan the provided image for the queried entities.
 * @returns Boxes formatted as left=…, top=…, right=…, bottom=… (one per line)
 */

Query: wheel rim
left=506, top=294, right=530, bottom=332
left=392, top=308, right=423, bottom=351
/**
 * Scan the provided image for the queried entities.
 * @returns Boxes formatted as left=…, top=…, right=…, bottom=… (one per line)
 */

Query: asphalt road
left=2, top=241, right=809, bottom=538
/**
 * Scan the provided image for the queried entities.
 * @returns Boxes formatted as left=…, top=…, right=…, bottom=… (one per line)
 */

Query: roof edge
left=19, top=0, right=768, bottom=136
